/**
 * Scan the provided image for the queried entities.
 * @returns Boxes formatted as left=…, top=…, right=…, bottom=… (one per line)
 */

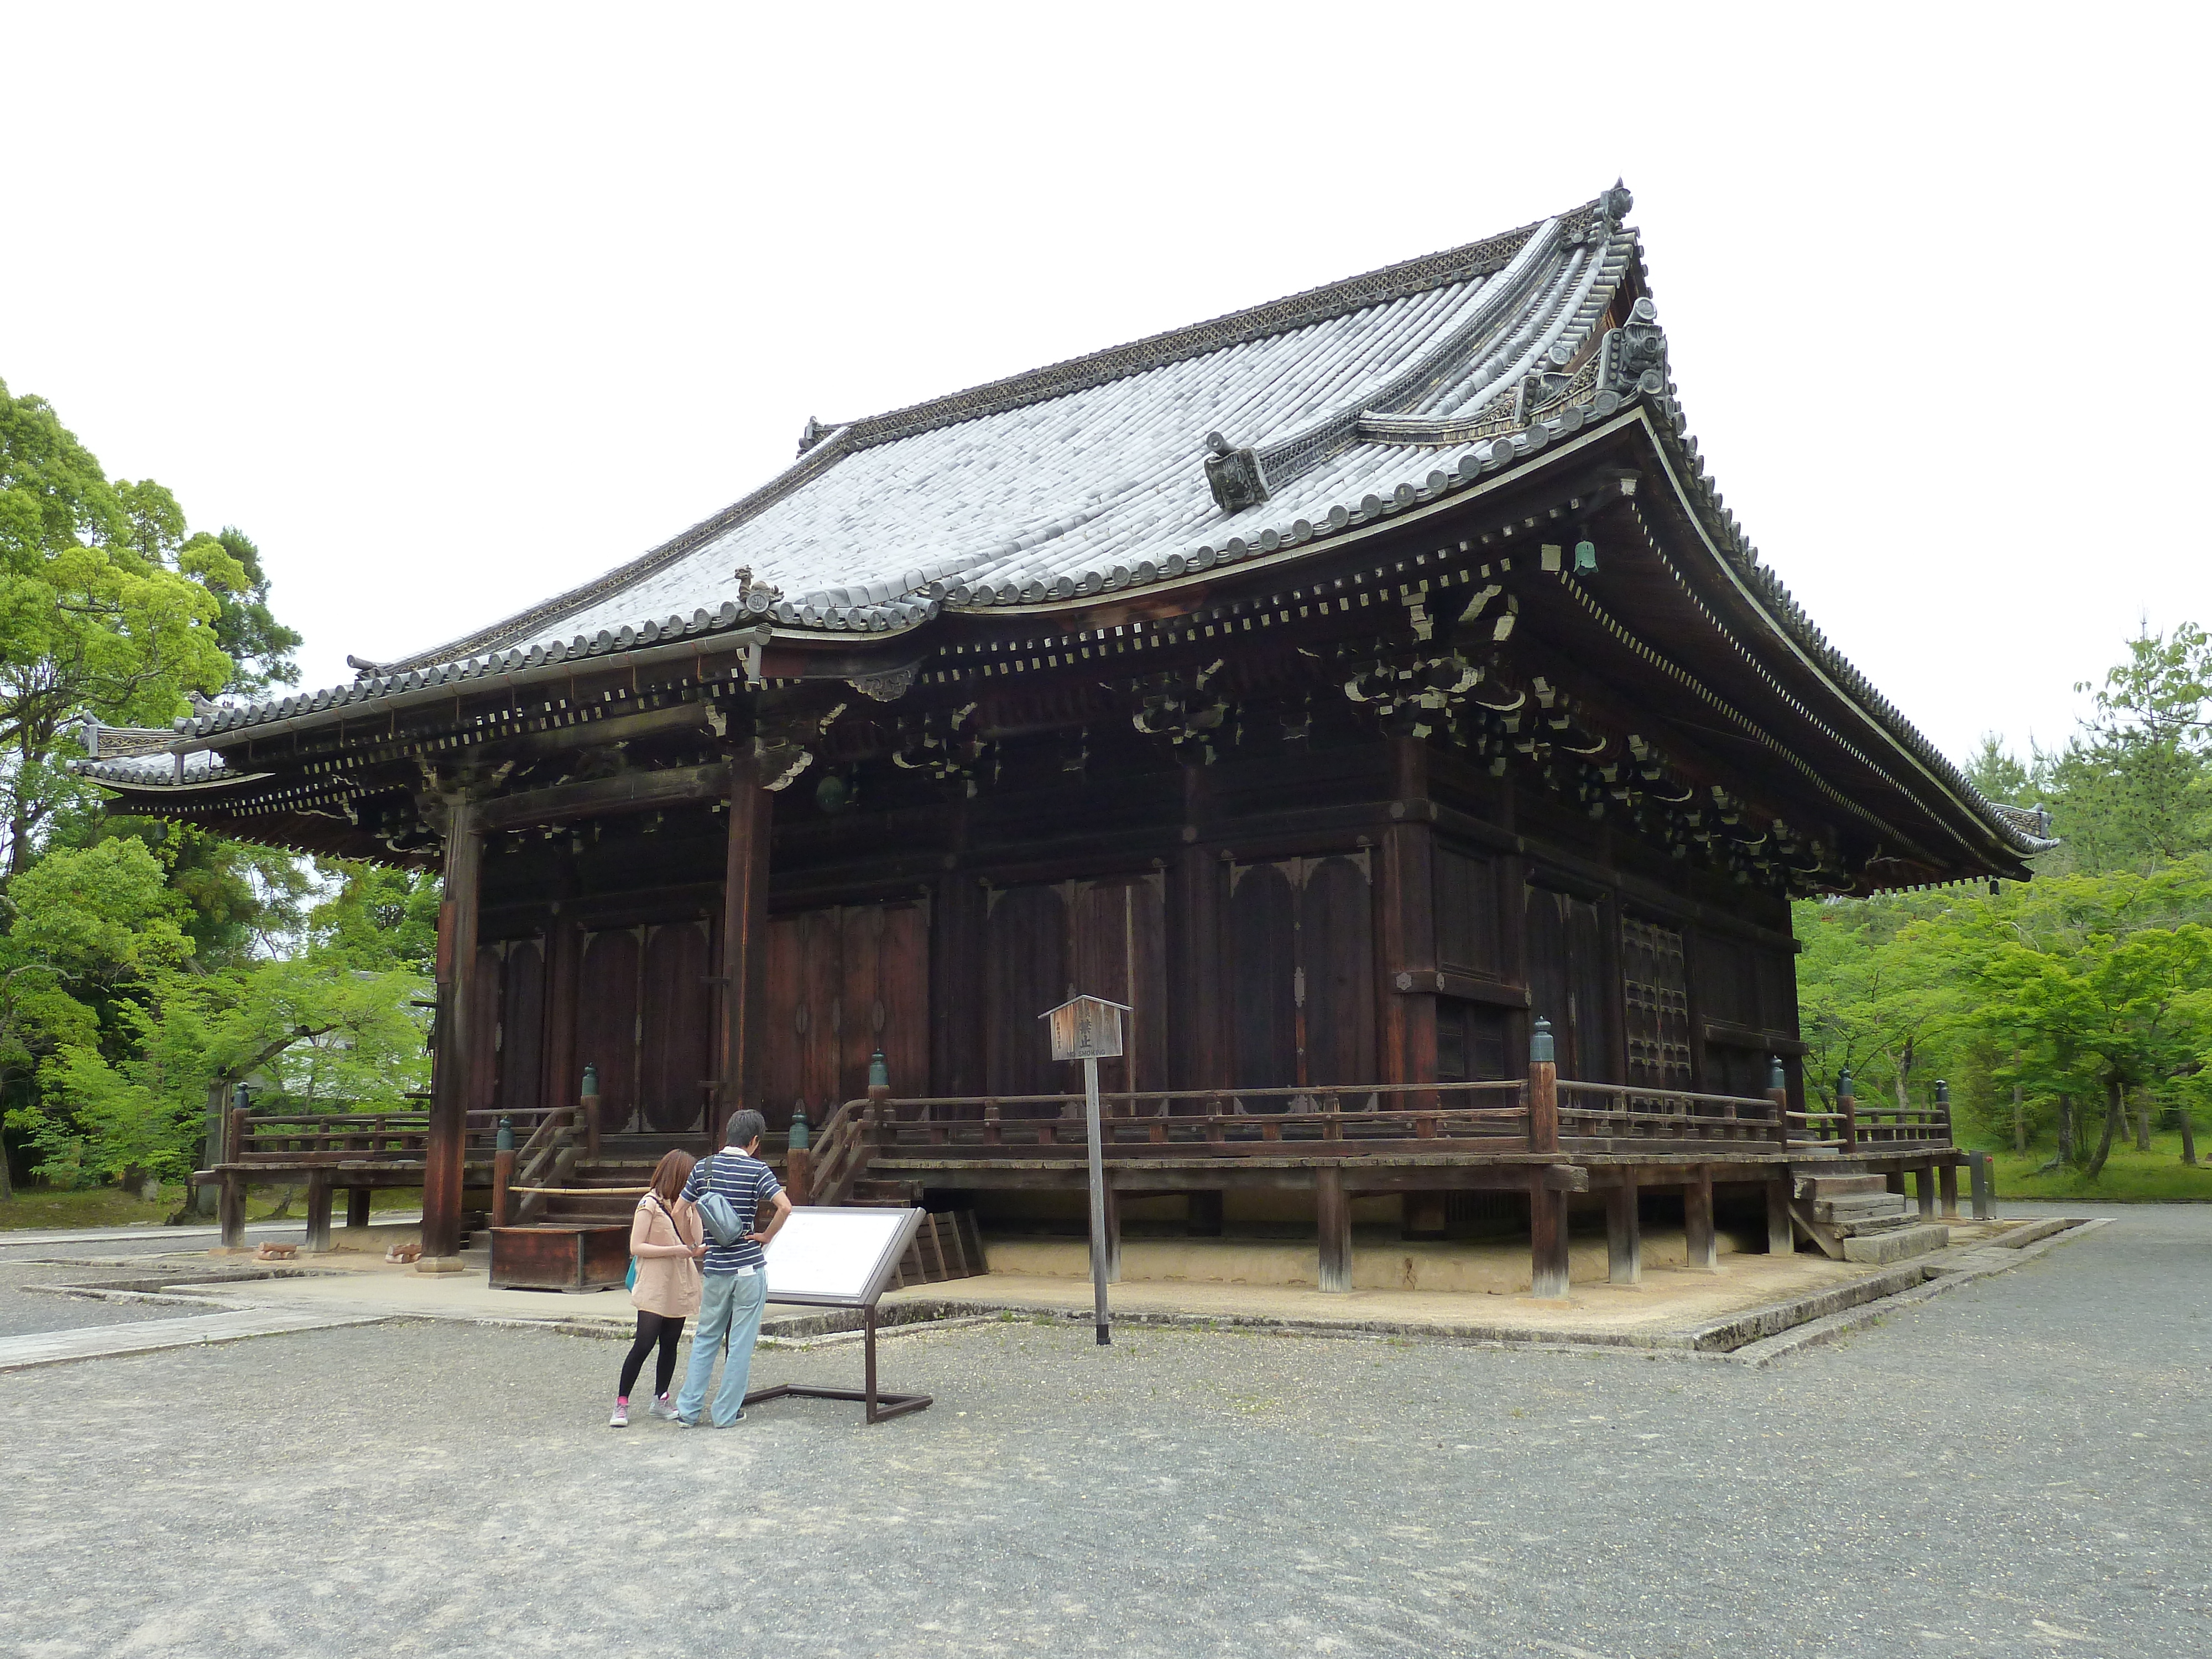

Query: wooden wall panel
left=640, top=922, right=711, bottom=1134
left=1068, top=875, right=1166, bottom=1096
left=1229, top=863, right=1298, bottom=1091
left=1524, top=885, right=1616, bottom=1083
left=469, top=944, right=503, bottom=1115
left=496, top=939, right=546, bottom=1117
left=985, top=884, right=1068, bottom=1102
left=930, top=875, right=988, bottom=1099
left=837, top=905, right=884, bottom=1107
left=763, top=916, right=807, bottom=1125
left=799, top=910, right=843, bottom=1113
left=1434, top=847, right=1500, bottom=977
left=875, top=901, right=931, bottom=1106
left=1302, top=855, right=1375, bottom=1087
left=576, top=930, right=639, bottom=1132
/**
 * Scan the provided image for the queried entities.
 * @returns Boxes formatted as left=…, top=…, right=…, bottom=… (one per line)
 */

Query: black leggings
left=619, top=1312, right=687, bottom=1400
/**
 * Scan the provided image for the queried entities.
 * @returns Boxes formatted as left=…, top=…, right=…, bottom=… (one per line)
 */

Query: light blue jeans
left=676, top=1267, right=766, bottom=1427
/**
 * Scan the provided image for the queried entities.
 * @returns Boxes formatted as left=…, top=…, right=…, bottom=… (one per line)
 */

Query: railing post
left=581, top=1065, right=601, bottom=1162
left=785, top=1105, right=811, bottom=1205
left=983, top=1102, right=1001, bottom=1146
left=1936, top=1078, right=1953, bottom=1147
left=1837, top=1066, right=1858, bottom=1154
left=1527, top=1017, right=1559, bottom=1154
left=492, top=1113, right=516, bottom=1227
left=227, top=1104, right=251, bottom=1164
left=1767, top=1055, right=1791, bottom=1149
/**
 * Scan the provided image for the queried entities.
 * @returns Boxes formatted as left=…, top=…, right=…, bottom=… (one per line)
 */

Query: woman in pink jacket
left=610, top=1150, right=705, bottom=1427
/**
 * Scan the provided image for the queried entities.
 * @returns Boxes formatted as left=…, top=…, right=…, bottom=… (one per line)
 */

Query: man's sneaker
left=674, top=1415, right=699, bottom=1428
left=647, top=1395, right=679, bottom=1421
left=717, top=1410, right=747, bottom=1427
left=608, top=1400, right=629, bottom=1428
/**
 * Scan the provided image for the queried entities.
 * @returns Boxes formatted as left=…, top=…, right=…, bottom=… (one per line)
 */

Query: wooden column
left=1938, top=1162, right=1960, bottom=1219
left=1528, top=1176, right=1571, bottom=1299
left=1915, top=1166, right=1938, bottom=1221
left=1316, top=1166, right=1352, bottom=1292
left=422, top=787, right=482, bottom=1265
left=717, top=750, right=773, bottom=1125
left=1376, top=737, right=1437, bottom=1088
left=1765, top=1178, right=1794, bottom=1255
left=1683, top=1166, right=1717, bottom=1272
left=1606, top=1179, right=1641, bottom=1285
left=1168, top=769, right=1230, bottom=1092
left=541, top=910, right=581, bottom=1117
left=217, top=1171, right=245, bottom=1249
left=304, top=1172, right=333, bottom=1254
left=346, top=1188, right=371, bottom=1230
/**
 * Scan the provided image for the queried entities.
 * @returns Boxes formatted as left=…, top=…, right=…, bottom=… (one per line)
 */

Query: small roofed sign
left=1042, top=995, right=1130, bottom=1062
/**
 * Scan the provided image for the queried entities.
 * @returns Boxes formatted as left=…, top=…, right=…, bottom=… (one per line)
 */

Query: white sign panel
left=762, top=1207, right=923, bottom=1307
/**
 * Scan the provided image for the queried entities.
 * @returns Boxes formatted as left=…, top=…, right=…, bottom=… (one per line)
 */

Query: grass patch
left=0, top=1184, right=190, bottom=1230
left=1973, top=1131, right=2212, bottom=1202
left=0, top=1181, right=422, bottom=1231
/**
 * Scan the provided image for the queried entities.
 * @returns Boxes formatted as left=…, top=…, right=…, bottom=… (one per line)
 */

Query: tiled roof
left=86, top=185, right=2054, bottom=866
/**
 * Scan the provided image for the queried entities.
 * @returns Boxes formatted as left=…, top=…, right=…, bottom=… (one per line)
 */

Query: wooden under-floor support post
left=218, top=1170, right=244, bottom=1250
left=1915, top=1166, right=1938, bottom=1221
left=422, top=783, right=482, bottom=1265
left=717, top=749, right=773, bottom=1127
left=1938, top=1162, right=1959, bottom=1219
left=1187, top=1191, right=1223, bottom=1237
left=1528, top=1176, right=1571, bottom=1300
left=346, top=1188, right=371, bottom=1230
left=1402, top=1191, right=1447, bottom=1241
left=1605, top=1180, right=1642, bottom=1286
left=304, top=1172, right=333, bottom=1254
left=1316, top=1166, right=1352, bottom=1293
left=1765, top=1177, right=1793, bottom=1255
left=1683, top=1166, right=1717, bottom=1272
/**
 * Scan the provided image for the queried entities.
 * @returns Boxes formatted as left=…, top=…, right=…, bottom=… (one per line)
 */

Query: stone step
left=1814, top=1194, right=1910, bottom=1223
left=1838, top=1212, right=1916, bottom=1237
left=1841, top=1222, right=1951, bottom=1264
left=1803, top=1174, right=1890, bottom=1198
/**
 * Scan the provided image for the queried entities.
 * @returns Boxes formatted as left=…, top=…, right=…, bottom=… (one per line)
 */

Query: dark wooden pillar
left=1683, top=1166, right=1717, bottom=1272
left=1938, top=1161, right=1960, bottom=1219
left=1915, top=1165, right=1939, bottom=1221
left=1376, top=737, right=1437, bottom=1088
left=1316, top=1166, right=1352, bottom=1292
left=1168, top=769, right=1230, bottom=1093
left=1766, top=1178, right=1794, bottom=1255
left=304, top=1172, right=333, bottom=1254
left=1606, top=1178, right=1641, bottom=1285
left=422, top=787, right=482, bottom=1264
left=346, top=1187, right=371, bottom=1230
left=217, top=1170, right=245, bottom=1249
left=1528, top=1176, right=1571, bottom=1299
left=717, top=751, right=773, bottom=1125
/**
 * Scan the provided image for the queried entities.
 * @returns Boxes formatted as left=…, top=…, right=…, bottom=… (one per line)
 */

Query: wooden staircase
left=1790, top=1172, right=1949, bottom=1264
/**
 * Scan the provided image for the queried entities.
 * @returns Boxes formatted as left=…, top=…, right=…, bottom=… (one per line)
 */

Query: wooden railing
left=1556, top=1081, right=1788, bottom=1149
left=233, top=1113, right=431, bottom=1163
left=1787, top=1097, right=1953, bottom=1152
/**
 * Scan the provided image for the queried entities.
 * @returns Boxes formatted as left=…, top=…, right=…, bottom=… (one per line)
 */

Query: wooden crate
left=489, top=1223, right=630, bottom=1292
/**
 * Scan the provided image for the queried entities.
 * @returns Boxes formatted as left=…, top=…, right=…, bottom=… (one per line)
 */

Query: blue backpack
left=694, top=1156, right=747, bottom=1246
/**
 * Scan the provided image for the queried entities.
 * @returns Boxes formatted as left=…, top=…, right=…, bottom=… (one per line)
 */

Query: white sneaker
left=647, top=1395, right=679, bottom=1421
left=608, top=1401, right=629, bottom=1428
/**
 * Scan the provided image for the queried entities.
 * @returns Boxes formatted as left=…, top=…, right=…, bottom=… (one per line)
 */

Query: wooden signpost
left=1042, top=995, right=1131, bottom=1345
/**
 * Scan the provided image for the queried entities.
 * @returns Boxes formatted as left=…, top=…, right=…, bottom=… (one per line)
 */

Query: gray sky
left=3, top=3, right=2203, bottom=778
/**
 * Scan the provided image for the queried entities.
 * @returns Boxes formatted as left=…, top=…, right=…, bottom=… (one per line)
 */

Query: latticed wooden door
left=1620, top=916, right=1692, bottom=1093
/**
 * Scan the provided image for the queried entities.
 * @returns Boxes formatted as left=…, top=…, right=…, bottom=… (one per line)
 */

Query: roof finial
left=1600, top=178, right=1633, bottom=227
left=796, top=416, right=827, bottom=457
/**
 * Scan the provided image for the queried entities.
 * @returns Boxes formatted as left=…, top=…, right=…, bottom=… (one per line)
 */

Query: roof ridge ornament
left=1599, top=178, right=1634, bottom=230
left=1599, top=296, right=1667, bottom=401
left=1202, top=431, right=1270, bottom=515
left=796, top=416, right=828, bottom=457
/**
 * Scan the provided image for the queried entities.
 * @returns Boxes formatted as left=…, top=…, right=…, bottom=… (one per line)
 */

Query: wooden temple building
left=84, top=183, right=2053, bottom=1293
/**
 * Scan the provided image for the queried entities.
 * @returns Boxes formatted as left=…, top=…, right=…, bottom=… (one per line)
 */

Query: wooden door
left=640, top=921, right=712, bottom=1134
left=1621, top=917, right=1692, bottom=1093
left=762, top=901, right=932, bottom=1129
left=985, top=884, right=1069, bottom=1104
left=576, top=929, right=640, bottom=1133
left=1229, top=854, right=1375, bottom=1095
left=495, top=938, right=546, bottom=1116
left=1525, top=885, right=1617, bottom=1083
left=1068, top=875, right=1166, bottom=1097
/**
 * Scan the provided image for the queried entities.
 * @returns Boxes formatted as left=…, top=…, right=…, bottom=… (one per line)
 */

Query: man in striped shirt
left=674, top=1108, right=791, bottom=1427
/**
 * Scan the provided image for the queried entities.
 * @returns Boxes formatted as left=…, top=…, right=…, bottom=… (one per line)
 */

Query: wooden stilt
left=304, top=1172, right=333, bottom=1253
left=423, top=786, right=482, bottom=1263
left=1402, top=1191, right=1447, bottom=1240
left=1916, top=1166, right=1938, bottom=1221
left=1938, top=1162, right=1960, bottom=1219
left=1316, top=1166, right=1352, bottom=1292
left=1528, top=1178, right=1571, bottom=1300
left=1765, top=1178, right=1793, bottom=1255
left=1605, top=1180, right=1641, bottom=1285
left=1683, top=1166, right=1717, bottom=1272
left=218, top=1171, right=245, bottom=1250
left=717, top=750, right=772, bottom=1126
left=1187, top=1191, right=1223, bottom=1237
left=346, top=1188, right=371, bottom=1230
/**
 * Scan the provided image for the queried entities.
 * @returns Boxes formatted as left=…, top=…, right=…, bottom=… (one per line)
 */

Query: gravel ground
left=2, top=1206, right=2206, bottom=1658
left=0, top=1259, right=211, bottom=1338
